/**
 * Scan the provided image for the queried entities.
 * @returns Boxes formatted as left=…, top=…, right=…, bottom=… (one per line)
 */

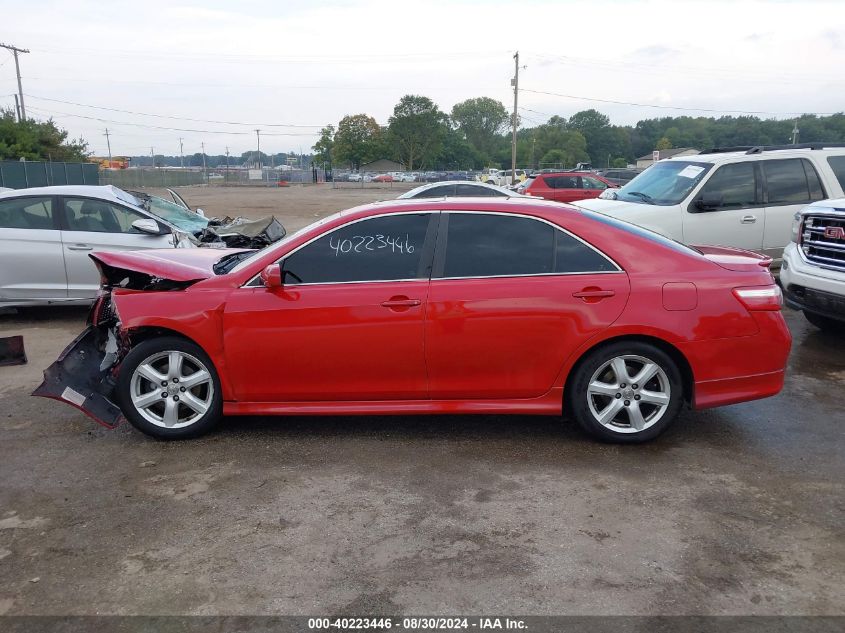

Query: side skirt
left=224, top=388, right=564, bottom=417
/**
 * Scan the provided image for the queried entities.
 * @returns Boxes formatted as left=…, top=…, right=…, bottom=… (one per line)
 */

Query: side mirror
left=195, top=208, right=206, bottom=217
left=132, top=218, right=162, bottom=235
left=694, top=191, right=723, bottom=212
left=260, top=264, right=283, bottom=289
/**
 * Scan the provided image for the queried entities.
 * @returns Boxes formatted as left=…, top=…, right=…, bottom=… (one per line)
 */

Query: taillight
left=732, top=285, right=783, bottom=311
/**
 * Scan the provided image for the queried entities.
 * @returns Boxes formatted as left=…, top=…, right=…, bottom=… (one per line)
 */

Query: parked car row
left=336, top=171, right=482, bottom=183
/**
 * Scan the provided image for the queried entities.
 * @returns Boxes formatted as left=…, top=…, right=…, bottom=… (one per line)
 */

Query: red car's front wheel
left=116, top=337, right=223, bottom=439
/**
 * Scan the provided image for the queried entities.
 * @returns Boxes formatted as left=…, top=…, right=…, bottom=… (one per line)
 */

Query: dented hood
left=90, top=248, right=248, bottom=283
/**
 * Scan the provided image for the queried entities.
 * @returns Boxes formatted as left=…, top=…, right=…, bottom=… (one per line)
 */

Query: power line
left=25, top=94, right=324, bottom=128
left=25, top=105, right=317, bottom=136
left=519, top=88, right=838, bottom=116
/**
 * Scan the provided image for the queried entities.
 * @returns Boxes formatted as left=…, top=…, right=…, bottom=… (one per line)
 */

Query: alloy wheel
left=129, top=350, right=214, bottom=429
left=586, top=354, right=671, bottom=434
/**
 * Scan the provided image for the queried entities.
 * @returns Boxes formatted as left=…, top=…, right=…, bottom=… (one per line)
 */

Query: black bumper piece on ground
left=785, top=285, right=845, bottom=323
left=0, top=335, right=27, bottom=366
left=31, top=326, right=125, bottom=428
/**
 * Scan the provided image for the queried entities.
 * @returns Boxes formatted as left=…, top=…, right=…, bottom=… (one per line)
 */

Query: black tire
left=567, top=341, right=684, bottom=443
left=116, top=336, right=222, bottom=440
left=803, top=310, right=845, bottom=334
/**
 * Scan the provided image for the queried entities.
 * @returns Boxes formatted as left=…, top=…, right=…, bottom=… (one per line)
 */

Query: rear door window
left=0, top=197, right=54, bottom=230
left=763, top=158, right=824, bottom=205
left=438, top=213, right=616, bottom=278
left=415, top=185, right=454, bottom=198
left=543, top=175, right=580, bottom=189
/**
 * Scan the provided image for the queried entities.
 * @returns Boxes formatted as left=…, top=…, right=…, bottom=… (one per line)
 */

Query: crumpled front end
left=31, top=253, right=209, bottom=428
left=32, top=295, right=126, bottom=428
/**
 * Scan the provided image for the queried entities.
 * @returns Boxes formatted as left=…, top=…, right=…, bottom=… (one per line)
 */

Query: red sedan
left=35, top=198, right=791, bottom=443
left=521, top=171, right=617, bottom=203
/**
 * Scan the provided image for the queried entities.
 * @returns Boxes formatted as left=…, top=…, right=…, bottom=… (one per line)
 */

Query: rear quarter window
left=827, top=156, right=845, bottom=191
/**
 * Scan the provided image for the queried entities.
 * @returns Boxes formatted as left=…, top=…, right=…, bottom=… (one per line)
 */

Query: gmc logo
left=824, top=226, right=845, bottom=240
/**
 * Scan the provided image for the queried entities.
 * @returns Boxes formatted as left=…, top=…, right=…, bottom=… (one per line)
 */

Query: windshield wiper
left=213, top=251, right=256, bottom=275
left=625, top=191, right=655, bottom=204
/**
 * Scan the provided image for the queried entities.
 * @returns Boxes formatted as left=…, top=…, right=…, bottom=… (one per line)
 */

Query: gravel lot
left=0, top=186, right=843, bottom=615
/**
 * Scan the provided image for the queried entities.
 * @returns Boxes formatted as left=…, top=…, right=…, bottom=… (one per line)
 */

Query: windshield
left=615, top=161, right=713, bottom=206
left=134, top=194, right=209, bottom=233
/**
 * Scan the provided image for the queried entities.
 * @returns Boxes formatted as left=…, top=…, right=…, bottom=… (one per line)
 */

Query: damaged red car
left=34, top=198, right=791, bottom=442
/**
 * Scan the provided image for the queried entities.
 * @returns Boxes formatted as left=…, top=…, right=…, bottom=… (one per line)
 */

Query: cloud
left=629, top=45, right=680, bottom=61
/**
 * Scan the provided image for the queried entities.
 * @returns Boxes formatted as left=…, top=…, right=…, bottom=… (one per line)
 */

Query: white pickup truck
left=781, top=197, right=845, bottom=332
left=573, top=144, right=845, bottom=268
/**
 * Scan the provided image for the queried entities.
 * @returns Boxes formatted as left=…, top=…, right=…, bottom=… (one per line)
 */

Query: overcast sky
left=2, top=0, right=843, bottom=158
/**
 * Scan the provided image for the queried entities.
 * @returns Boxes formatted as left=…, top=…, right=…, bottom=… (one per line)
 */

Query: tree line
left=314, top=95, right=845, bottom=171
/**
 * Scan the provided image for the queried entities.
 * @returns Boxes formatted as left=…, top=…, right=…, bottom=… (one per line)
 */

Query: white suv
left=781, top=197, right=845, bottom=331
left=574, top=144, right=845, bottom=267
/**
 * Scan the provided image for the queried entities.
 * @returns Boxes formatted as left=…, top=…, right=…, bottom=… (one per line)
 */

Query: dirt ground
left=149, top=183, right=418, bottom=232
left=0, top=186, right=843, bottom=616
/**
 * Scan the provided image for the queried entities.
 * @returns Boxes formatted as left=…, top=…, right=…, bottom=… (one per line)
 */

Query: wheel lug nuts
left=634, top=395, right=641, bottom=401
left=615, top=393, right=622, bottom=399
left=180, top=387, right=186, bottom=392
left=173, top=395, right=180, bottom=402
left=624, top=400, right=630, bottom=406
left=161, top=392, right=167, bottom=398
left=632, top=384, right=638, bottom=389
left=620, top=383, right=626, bottom=388
left=172, top=378, right=179, bottom=383
left=161, top=381, right=167, bottom=387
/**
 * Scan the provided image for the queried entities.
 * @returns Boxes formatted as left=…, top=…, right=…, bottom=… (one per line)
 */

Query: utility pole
left=791, top=119, right=800, bottom=145
left=255, top=129, right=261, bottom=169
left=179, top=137, right=184, bottom=168
left=0, top=42, right=29, bottom=121
left=150, top=147, right=155, bottom=168
left=201, top=141, right=207, bottom=182
left=14, top=94, right=20, bottom=121
left=511, top=51, right=520, bottom=180
left=104, top=129, right=112, bottom=164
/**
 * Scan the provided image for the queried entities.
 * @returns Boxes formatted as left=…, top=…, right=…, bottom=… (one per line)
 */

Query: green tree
left=450, top=97, right=510, bottom=159
left=312, top=125, right=335, bottom=165
left=387, top=95, right=448, bottom=170
left=612, top=157, right=628, bottom=168
left=333, top=114, right=381, bottom=169
left=0, top=109, right=89, bottom=161
left=656, top=137, right=672, bottom=150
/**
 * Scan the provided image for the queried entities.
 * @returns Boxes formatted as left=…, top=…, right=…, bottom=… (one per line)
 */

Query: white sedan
left=0, top=185, right=206, bottom=307
left=397, top=180, right=528, bottom=199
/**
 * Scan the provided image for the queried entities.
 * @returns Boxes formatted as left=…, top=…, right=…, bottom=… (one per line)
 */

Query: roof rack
left=699, top=142, right=845, bottom=155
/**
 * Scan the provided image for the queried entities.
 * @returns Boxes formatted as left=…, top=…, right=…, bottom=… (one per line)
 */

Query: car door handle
left=381, top=297, right=421, bottom=309
left=572, top=289, right=615, bottom=299
left=67, top=244, right=93, bottom=251
left=741, top=215, right=757, bottom=224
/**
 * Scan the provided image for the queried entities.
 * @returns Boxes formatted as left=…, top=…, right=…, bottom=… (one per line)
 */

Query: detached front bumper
left=32, top=326, right=125, bottom=428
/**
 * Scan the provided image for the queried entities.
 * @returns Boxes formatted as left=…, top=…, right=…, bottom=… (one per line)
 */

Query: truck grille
left=801, top=214, right=845, bottom=271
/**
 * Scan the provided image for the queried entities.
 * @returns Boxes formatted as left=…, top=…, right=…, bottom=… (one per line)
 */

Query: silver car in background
left=0, top=185, right=202, bottom=307
left=398, top=180, right=527, bottom=199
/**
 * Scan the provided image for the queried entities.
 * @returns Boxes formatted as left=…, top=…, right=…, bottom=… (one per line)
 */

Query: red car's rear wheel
left=569, top=341, right=684, bottom=443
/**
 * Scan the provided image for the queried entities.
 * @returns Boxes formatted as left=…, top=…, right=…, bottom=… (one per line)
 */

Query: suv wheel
left=568, top=342, right=684, bottom=443
left=116, top=336, right=222, bottom=439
